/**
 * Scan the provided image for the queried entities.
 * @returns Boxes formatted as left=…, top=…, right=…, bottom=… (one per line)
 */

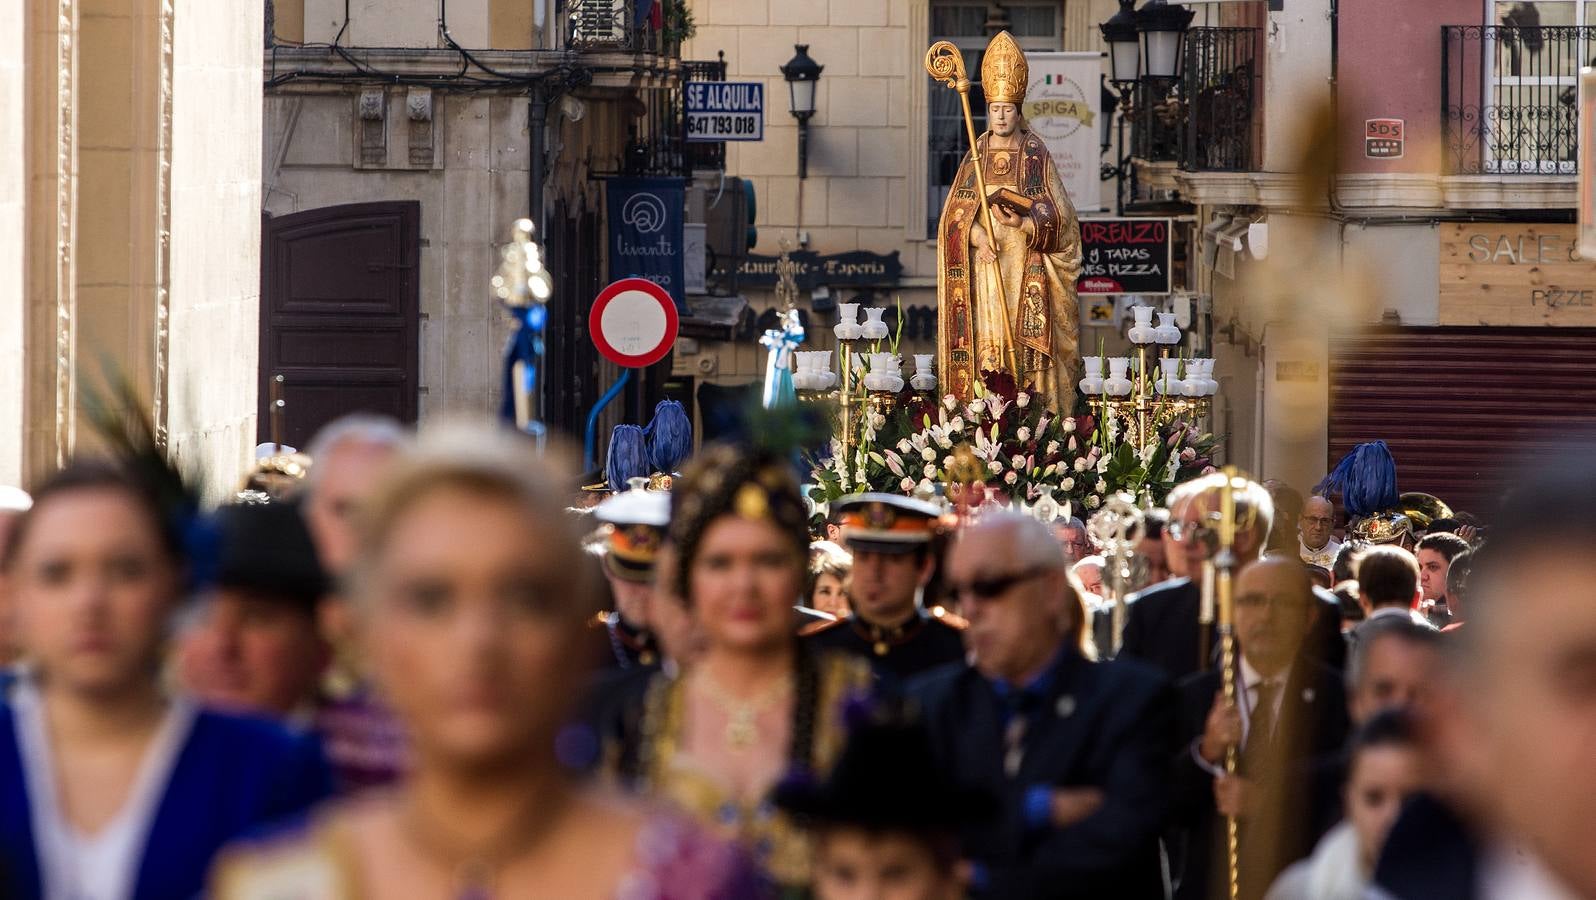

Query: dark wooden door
left=259, top=201, right=420, bottom=448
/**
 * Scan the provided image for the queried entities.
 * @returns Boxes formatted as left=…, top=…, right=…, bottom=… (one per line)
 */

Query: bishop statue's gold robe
left=937, top=129, right=1082, bottom=414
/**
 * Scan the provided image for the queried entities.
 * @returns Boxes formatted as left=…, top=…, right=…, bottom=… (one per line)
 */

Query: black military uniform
left=800, top=493, right=966, bottom=681
left=586, top=485, right=668, bottom=671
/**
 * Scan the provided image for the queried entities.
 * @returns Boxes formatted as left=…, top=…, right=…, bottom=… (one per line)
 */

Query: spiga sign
left=1439, top=223, right=1596, bottom=326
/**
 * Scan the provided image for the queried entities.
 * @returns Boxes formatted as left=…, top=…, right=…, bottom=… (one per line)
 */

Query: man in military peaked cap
left=801, top=493, right=966, bottom=680
left=588, top=483, right=670, bottom=671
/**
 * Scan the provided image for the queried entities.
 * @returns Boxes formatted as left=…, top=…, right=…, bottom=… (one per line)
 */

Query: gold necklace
left=695, top=669, right=792, bottom=751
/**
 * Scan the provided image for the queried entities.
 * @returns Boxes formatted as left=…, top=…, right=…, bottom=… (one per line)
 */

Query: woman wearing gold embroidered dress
left=607, top=444, right=873, bottom=895
left=212, top=424, right=759, bottom=900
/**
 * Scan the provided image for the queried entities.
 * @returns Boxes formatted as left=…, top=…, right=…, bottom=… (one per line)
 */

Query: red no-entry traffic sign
left=588, top=278, right=678, bottom=368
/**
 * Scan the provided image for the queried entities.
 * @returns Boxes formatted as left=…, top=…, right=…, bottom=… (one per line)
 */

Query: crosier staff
left=923, top=40, right=1022, bottom=380
left=1214, top=465, right=1252, bottom=900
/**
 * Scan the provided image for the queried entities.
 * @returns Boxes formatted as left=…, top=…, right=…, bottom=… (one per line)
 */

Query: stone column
left=6, top=0, right=263, bottom=492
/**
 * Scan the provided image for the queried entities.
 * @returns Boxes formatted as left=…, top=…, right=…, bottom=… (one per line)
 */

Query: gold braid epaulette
left=798, top=617, right=846, bottom=638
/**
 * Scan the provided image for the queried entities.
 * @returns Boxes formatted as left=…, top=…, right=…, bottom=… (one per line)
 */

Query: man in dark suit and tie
left=1170, top=556, right=1350, bottom=900
left=1120, top=474, right=1270, bottom=680
left=1120, top=474, right=1345, bottom=682
left=910, top=512, right=1175, bottom=899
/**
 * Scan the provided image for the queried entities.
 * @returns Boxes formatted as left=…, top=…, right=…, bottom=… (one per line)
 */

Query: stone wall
left=0, top=0, right=23, bottom=484
left=166, top=0, right=266, bottom=493
left=264, top=92, right=532, bottom=418
left=1, top=0, right=263, bottom=492
left=684, top=0, right=930, bottom=281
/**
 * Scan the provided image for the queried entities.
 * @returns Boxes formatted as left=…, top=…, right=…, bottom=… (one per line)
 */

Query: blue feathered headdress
left=644, top=400, right=692, bottom=475
left=1314, top=440, right=1399, bottom=518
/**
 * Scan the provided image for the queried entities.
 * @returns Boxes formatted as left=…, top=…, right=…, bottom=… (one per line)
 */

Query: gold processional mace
left=923, top=41, right=1022, bottom=380
left=1214, top=466, right=1245, bottom=900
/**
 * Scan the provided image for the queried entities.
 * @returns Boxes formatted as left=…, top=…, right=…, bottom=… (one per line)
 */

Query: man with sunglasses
left=910, top=512, right=1175, bottom=899
left=1170, top=556, right=1350, bottom=900
left=802, top=493, right=966, bottom=681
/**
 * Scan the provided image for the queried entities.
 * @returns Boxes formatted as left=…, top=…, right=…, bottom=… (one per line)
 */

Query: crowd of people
left=0, top=413, right=1591, bottom=900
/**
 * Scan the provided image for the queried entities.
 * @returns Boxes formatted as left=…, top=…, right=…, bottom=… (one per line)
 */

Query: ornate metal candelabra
left=1079, top=303, right=1216, bottom=449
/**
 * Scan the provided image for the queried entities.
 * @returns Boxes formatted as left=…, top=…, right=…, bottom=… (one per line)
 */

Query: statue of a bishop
left=937, top=31, right=1083, bottom=413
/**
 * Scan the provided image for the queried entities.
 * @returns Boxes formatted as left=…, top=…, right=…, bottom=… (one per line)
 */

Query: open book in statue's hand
left=985, top=187, right=1033, bottom=217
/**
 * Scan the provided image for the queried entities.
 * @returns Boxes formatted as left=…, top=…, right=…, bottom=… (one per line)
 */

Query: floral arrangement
left=809, top=370, right=1218, bottom=513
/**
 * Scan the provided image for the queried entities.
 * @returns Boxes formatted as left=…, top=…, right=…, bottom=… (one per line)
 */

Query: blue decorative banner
left=607, top=177, right=686, bottom=310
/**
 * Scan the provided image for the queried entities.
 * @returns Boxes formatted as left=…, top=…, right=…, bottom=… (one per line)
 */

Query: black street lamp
left=780, top=44, right=823, bottom=179
left=1100, top=0, right=1141, bottom=88
left=1136, top=0, right=1195, bottom=82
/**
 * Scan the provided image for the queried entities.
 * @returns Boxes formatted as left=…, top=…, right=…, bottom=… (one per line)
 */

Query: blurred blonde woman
left=213, top=424, right=758, bottom=899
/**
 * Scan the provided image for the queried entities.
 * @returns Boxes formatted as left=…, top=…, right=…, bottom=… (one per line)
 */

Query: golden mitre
left=980, top=31, right=1029, bottom=105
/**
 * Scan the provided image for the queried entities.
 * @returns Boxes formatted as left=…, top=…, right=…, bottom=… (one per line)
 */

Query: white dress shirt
left=1191, top=655, right=1293, bottom=776
left=14, top=680, right=195, bottom=900
left=1239, top=655, right=1291, bottom=749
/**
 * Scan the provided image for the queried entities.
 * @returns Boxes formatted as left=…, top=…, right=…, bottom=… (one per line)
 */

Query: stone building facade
left=1, top=0, right=263, bottom=491
left=671, top=0, right=1122, bottom=414
left=262, top=0, right=682, bottom=448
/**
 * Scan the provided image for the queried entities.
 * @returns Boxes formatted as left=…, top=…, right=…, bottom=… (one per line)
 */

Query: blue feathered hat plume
left=1314, top=440, right=1399, bottom=518
left=644, top=400, right=692, bottom=475
left=605, top=424, right=649, bottom=490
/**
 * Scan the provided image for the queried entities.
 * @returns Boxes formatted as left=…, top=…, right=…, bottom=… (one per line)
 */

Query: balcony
left=682, top=56, right=728, bottom=172
left=1129, top=26, right=1260, bottom=173
left=567, top=0, right=682, bottom=57
left=1443, top=25, right=1586, bottom=175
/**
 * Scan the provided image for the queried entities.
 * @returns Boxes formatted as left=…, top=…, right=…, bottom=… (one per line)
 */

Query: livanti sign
left=685, top=82, right=764, bottom=142
left=607, top=177, right=686, bottom=309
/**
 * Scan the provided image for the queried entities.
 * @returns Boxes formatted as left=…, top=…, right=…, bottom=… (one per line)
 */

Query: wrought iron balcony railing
left=682, top=56, right=728, bottom=171
left=1129, top=26, right=1259, bottom=173
left=1443, top=25, right=1587, bottom=175
left=567, top=0, right=680, bottom=56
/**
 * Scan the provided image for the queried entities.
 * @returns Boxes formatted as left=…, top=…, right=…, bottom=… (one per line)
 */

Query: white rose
left=936, top=434, right=953, bottom=450
left=924, top=463, right=938, bottom=478
left=1086, top=495, right=1101, bottom=509
left=1004, top=471, right=1018, bottom=485
left=1061, top=477, right=1075, bottom=491
left=901, top=477, right=916, bottom=492
left=870, top=414, right=887, bottom=429
left=1016, top=392, right=1031, bottom=408
left=1095, top=479, right=1107, bottom=493
left=988, top=460, right=1003, bottom=474
left=943, top=395, right=958, bottom=410
left=897, top=438, right=913, bottom=453
left=922, top=446, right=937, bottom=462
left=949, top=416, right=965, bottom=432
left=1063, top=417, right=1077, bottom=433
left=1016, top=427, right=1032, bottom=443
left=1074, top=458, right=1088, bottom=473
left=968, top=399, right=986, bottom=416
left=944, top=455, right=956, bottom=468
left=1046, top=440, right=1060, bottom=455
left=919, top=479, right=935, bottom=493
left=1011, top=454, right=1026, bottom=469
